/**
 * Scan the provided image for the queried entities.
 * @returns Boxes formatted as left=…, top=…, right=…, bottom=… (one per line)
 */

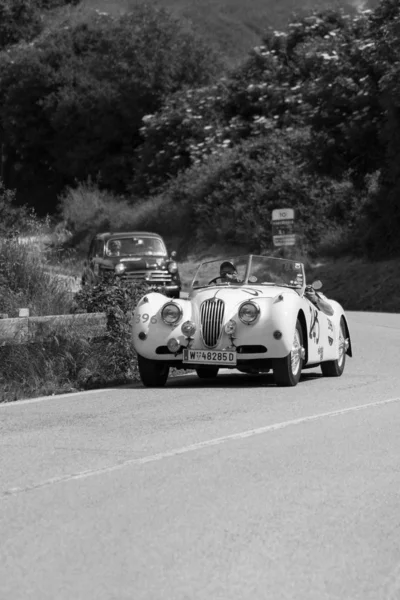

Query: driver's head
left=220, top=261, right=237, bottom=278
left=109, top=240, right=121, bottom=253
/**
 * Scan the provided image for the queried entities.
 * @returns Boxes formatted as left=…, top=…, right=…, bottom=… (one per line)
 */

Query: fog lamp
left=138, top=332, right=147, bottom=341
left=167, top=338, right=181, bottom=353
left=224, top=320, right=237, bottom=335
left=181, top=320, right=196, bottom=336
left=273, top=330, right=282, bottom=340
left=115, top=263, right=126, bottom=275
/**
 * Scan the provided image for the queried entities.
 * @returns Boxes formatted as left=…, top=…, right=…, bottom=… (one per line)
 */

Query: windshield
left=191, top=255, right=305, bottom=289
left=248, top=256, right=305, bottom=288
left=106, top=236, right=166, bottom=256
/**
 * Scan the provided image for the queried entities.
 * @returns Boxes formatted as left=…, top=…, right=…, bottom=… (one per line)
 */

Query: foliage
left=157, top=130, right=367, bottom=254
left=0, top=0, right=42, bottom=49
left=0, top=4, right=221, bottom=211
left=0, top=233, right=74, bottom=317
left=74, top=276, right=149, bottom=383
left=0, top=180, right=31, bottom=235
left=59, top=183, right=134, bottom=251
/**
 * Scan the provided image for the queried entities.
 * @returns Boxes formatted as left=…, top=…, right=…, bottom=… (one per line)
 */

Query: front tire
left=321, top=317, right=347, bottom=377
left=137, top=354, right=169, bottom=387
left=272, top=319, right=304, bottom=387
left=196, top=366, right=219, bottom=379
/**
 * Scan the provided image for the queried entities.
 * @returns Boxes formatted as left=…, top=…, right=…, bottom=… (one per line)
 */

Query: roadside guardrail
left=0, top=312, right=107, bottom=346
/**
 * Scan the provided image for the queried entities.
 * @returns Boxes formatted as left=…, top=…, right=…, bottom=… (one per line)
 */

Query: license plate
left=183, top=349, right=237, bottom=366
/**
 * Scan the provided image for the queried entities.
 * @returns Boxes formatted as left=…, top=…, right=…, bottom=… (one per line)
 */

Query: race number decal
left=135, top=314, right=157, bottom=324
left=309, top=307, right=320, bottom=344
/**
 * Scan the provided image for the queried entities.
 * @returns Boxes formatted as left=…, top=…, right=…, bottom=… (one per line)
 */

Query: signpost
left=271, top=208, right=295, bottom=247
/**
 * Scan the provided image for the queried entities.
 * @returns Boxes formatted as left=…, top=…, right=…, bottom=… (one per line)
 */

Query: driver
left=107, top=240, right=122, bottom=256
left=219, top=261, right=240, bottom=283
left=305, top=285, right=334, bottom=316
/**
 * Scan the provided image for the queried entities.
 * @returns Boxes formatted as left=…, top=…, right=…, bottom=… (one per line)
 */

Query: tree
left=0, top=5, right=221, bottom=212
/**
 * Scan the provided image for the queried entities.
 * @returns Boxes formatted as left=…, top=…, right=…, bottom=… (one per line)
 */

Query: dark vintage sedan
left=81, top=232, right=181, bottom=297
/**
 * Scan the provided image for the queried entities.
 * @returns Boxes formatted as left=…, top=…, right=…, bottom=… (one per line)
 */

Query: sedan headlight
left=238, top=301, right=260, bottom=325
left=115, top=263, right=126, bottom=274
left=161, top=302, right=182, bottom=325
left=168, top=261, right=178, bottom=274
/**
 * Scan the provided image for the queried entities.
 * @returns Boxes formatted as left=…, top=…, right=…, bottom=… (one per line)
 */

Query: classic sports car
left=81, top=231, right=181, bottom=297
left=132, top=255, right=352, bottom=387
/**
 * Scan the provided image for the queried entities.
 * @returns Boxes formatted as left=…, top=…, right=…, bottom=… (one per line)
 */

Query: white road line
left=2, top=396, right=400, bottom=500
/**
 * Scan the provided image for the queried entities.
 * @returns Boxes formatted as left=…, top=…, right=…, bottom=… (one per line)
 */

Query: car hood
left=190, top=285, right=300, bottom=305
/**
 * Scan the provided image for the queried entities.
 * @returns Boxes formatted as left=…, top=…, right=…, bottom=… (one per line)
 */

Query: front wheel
left=196, top=366, right=219, bottom=379
left=272, top=319, right=304, bottom=387
left=321, top=317, right=347, bottom=377
left=137, top=354, right=169, bottom=387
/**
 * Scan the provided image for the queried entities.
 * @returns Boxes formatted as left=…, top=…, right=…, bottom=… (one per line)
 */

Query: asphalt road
left=1, top=311, right=400, bottom=600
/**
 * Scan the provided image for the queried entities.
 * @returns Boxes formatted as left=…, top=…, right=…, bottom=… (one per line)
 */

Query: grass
left=81, top=0, right=379, bottom=65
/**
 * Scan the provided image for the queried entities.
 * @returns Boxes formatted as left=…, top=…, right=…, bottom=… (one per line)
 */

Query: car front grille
left=121, top=271, right=173, bottom=283
left=200, top=299, right=225, bottom=348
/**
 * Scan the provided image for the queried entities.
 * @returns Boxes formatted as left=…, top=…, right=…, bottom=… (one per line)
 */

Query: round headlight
left=115, top=263, right=126, bottom=274
left=168, top=261, right=178, bottom=274
left=181, top=320, right=196, bottom=336
left=161, top=302, right=182, bottom=325
left=238, top=302, right=260, bottom=325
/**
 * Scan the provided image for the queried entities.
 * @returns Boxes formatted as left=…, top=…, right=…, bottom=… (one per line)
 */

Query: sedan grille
left=121, top=271, right=172, bottom=283
left=200, top=299, right=225, bottom=348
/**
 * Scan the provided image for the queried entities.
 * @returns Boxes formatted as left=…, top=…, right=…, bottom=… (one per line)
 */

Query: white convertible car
left=132, top=255, right=352, bottom=387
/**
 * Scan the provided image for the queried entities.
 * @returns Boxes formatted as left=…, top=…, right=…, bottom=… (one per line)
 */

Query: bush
left=58, top=182, right=158, bottom=253
left=0, top=180, right=31, bottom=235
left=74, top=276, right=149, bottom=384
left=157, top=129, right=364, bottom=254
left=0, top=275, right=150, bottom=402
left=0, top=234, right=74, bottom=316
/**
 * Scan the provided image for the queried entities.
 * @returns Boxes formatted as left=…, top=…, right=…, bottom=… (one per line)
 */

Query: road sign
left=272, top=209, right=295, bottom=221
left=271, top=208, right=295, bottom=247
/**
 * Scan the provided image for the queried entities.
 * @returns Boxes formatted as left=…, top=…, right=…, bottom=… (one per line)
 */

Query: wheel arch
left=341, top=315, right=353, bottom=357
left=297, top=309, right=308, bottom=363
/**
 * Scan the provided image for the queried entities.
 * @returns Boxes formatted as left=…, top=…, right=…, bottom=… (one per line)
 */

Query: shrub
left=58, top=182, right=157, bottom=253
left=157, top=129, right=364, bottom=254
left=0, top=234, right=74, bottom=316
left=74, top=276, right=150, bottom=384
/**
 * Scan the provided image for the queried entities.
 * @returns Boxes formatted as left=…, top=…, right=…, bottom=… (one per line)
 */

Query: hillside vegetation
left=83, top=0, right=379, bottom=64
left=1, top=0, right=400, bottom=258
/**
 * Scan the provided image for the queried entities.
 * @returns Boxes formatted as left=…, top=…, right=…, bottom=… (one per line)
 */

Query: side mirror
left=312, top=279, right=323, bottom=290
left=171, top=250, right=177, bottom=259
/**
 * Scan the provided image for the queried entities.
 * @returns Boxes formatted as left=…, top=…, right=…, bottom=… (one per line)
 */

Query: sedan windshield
left=106, top=237, right=166, bottom=256
left=192, top=255, right=305, bottom=289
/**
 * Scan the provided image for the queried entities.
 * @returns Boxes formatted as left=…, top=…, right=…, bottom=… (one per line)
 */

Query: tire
left=196, top=366, right=219, bottom=379
left=272, top=319, right=304, bottom=387
left=137, top=354, right=169, bottom=387
left=321, top=317, right=347, bottom=377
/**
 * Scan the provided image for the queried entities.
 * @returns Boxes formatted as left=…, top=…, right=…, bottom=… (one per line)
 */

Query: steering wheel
left=208, top=276, right=225, bottom=285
